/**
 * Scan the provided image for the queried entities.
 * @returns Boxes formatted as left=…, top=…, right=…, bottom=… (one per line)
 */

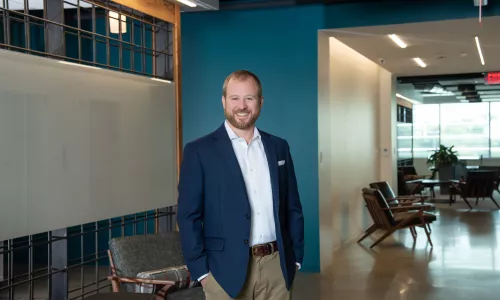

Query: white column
left=378, top=68, right=398, bottom=192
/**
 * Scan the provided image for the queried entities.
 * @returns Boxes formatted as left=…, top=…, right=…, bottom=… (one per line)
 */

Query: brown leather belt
left=250, top=241, right=278, bottom=258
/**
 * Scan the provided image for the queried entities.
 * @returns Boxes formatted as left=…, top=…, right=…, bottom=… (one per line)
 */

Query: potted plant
left=427, top=144, right=459, bottom=195
left=427, top=144, right=459, bottom=166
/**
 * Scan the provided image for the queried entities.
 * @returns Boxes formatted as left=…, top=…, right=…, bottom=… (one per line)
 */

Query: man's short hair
left=222, top=70, right=262, bottom=99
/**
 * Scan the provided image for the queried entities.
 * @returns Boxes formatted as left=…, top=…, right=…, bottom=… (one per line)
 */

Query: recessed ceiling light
left=176, top=0, right=197, bottom=7
left=388, top=34, right=407, bottom=49
left=475, top=36, right=485, bottom=65
left=413, top=57, right=427, bottom=68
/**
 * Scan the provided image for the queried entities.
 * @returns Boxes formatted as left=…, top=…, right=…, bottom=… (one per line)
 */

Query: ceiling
left=398, top=72, right=500, bottom=103
left=325, top=15, right=500, bottom=77
left=325, top=15, right=500, bottom=103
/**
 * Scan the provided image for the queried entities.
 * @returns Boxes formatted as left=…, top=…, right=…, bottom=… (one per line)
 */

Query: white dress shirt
left=224, top=121, right=277, bottom=246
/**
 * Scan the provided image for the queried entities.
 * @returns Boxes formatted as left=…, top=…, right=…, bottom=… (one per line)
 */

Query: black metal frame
left=0, top=0, right=173, bottom=80
left=1, top=207, right=176, bottom=299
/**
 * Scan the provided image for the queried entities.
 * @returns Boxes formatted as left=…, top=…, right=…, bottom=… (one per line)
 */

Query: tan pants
left=203, top=252, right=291, bottom=300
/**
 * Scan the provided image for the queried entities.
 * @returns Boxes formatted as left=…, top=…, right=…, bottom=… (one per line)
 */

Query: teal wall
left=181, top=0, right=500, bottom=273
left=182, top=5, right=324, bottom=272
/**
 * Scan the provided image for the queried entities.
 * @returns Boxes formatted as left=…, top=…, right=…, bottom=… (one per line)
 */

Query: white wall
left=0, top=50, right=178, bottom=241
left=318, top=34, right=396, bottom=272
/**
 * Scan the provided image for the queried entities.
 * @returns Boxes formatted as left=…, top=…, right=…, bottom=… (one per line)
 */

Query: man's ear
left=260, top=97, right=264, bottom=107
left=222, top=96, right=226, bottom=109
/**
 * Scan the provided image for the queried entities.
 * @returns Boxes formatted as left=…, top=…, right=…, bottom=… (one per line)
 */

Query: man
left=177, top=70, right=304, bottom=300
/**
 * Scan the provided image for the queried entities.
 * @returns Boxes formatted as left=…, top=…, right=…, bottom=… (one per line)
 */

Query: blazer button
left=245, top=213, right=250, bottom=219
left=244, top=239, right=248, bottom=244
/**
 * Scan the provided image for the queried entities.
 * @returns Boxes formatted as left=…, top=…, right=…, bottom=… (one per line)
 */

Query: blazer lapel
left=260, top=132, right=279, bottom=206
left=213, top=124, right=249, bottom=203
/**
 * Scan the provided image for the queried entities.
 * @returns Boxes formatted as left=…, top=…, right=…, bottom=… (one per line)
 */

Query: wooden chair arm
left=389, top=195, right=416, bottom=199
left=383, top=204, right=431, bottom=211
left=107, top=275, right=176, bottom=286
left=388, top=197, right=427, bottom=204
left=393, top=195, right=427, bottom=199
left=382, top=206, right=418, bottom=212
left=393, top=199, right=426, bottom=206
left=406, top=204, right=433, bottom=210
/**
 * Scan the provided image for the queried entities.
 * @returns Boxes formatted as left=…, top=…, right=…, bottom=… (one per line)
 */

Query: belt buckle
left=251, top=245, right=258, bottom=258
left=251, top=242, right=275, bottom=258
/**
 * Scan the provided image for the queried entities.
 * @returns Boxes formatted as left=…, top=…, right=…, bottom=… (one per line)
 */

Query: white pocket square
left=278, top=160, right=286, bottom=166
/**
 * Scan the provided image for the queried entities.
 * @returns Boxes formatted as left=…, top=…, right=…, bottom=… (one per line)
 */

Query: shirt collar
left=224, top=120, right=260, bottom=141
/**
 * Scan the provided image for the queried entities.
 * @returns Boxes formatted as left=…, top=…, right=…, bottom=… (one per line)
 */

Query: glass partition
left=440, top=102, right=490, bottom=159
left=412, top=104, right=440, bottom=158
left=491, top=102, right=500, bottom=158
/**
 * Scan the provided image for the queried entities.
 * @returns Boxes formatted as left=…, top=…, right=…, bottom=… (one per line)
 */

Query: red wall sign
left=485, top=72, right=500, bottom=85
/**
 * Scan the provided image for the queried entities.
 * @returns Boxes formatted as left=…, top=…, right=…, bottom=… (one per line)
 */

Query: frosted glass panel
left=0, top=50, right=177, bottom=241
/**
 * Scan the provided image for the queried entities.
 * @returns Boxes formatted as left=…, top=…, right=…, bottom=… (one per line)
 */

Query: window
left=397, top=123, right=412, bottom=159
left=412, top=104, right=440, bottom=158
left=410, top=102, right=498, bottom=159
left=491, top=103, right=500, bottom=158
left=440, top=103, right=490, bottom=159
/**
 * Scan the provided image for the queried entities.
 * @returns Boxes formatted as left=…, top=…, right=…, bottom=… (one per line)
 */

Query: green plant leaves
left=426, top=144, right=459, bottom=166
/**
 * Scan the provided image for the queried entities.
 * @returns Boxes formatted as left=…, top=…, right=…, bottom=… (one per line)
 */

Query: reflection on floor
left=294, top=201, right=500, bottom=300
left=3, top=200, right=500, bottom=299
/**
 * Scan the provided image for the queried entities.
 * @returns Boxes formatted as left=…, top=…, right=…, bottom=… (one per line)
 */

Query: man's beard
left=224, top=107, right=260, bottom=130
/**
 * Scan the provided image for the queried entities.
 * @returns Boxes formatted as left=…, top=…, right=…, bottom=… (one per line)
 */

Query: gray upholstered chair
left=107, top=232, right=205, bottom=300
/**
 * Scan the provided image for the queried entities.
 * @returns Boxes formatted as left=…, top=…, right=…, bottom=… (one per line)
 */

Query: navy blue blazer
left=177, top=123, right=304, bottom=298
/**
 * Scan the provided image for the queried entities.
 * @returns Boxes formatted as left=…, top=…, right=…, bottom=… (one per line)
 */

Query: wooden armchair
left=107, top=232, right=205, bottom=300
left=398, top=166, right=432, bottom=181
left=358, top=188, right=436, bottom=248
left=449, top=170, right=499, bottom=209
left=369, top=181, right=434, bottom=212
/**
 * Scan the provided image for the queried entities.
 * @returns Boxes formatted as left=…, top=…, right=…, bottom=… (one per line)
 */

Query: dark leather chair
left=359, top=188, right=436, bottom=248
left=450, top=170, right=499, bottom=209
left=479, top=166, right=500, bottom=193
left=370, top=181, right=435, bottom=212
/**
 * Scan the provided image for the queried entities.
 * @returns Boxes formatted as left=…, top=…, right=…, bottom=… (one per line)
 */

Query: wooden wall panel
left=112, top=0, right=176, bottom=24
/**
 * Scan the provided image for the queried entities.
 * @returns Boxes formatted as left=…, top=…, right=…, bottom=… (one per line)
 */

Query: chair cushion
left=135, top=265, right=201, bottom=293
left=393, top=212, right=436, bottom=226
left=369, top=182, right=396, bottom=199
left=109, top=232, right=185, bottom=292
left=362, top=188, right=396, bottom=225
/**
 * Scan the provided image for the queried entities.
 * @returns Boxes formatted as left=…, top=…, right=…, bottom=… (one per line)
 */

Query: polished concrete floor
left=2, top=195, right=500, bottom=299
left=294, top=198, right=500, bottom=300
